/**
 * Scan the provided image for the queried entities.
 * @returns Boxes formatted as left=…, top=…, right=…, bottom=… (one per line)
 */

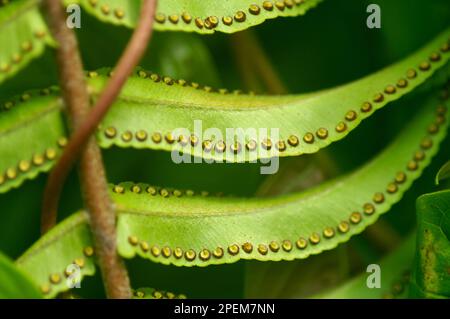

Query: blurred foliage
left=0, top=251, right=41, bottom=298
left=436, top=160, right=450, bottom=185
left=410, top=190, right=450, bottom=298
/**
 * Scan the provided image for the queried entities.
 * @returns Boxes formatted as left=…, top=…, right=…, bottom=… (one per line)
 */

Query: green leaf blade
left=0, top=90, right=66, bottom=193
left=114, top=89, right=449, bottom=267
left=133, top=287, right=186, bottom=299
left=94, top=29, right=450, bottom=162
left=68, top=0, right=323, bottom=34
left=0, top=30, right=447, bottom=194
left=14, top=90, right=448, bottom=278
left=16, top=212, right=96, bottom=298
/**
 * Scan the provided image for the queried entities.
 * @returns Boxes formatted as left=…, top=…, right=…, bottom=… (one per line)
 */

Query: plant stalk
left=230, top=31, right=287, bottom=94
left=41, top=0, right=157, bottom=298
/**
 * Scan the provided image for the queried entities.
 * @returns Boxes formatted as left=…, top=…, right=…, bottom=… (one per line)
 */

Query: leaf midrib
left=0, top=99, right=62, bottom=138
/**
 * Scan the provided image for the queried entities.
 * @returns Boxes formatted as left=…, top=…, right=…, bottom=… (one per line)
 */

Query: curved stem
left=41, top=0, right=157, bottom=232
left=230, top=30, right=287, bottom=95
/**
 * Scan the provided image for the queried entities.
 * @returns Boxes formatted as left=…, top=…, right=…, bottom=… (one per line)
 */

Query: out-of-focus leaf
left=410, top=189, right=450, bottom=298
left=316, top=235, right=415, bottom=299
left=147, top=33, right=221, bottom=87
left=0, top=0, right=54, bottom=84
left=0, top=250, right=42, bottom=298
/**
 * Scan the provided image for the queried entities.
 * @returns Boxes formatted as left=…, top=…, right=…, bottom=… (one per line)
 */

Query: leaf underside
left=133, top=287, right=186, bottom=299
left=410, top=190, right=450, bottom=298
left=0, top=30, right=448, bottom=194
left=15, top=88, right=448, bottom=294
left=0, top=89, right=66, bottom=194
left=0, top=0, right=53, bottom=85
left=14, top=211, right=185, bottom=299
left=3, top=0, right=448, bottom=300
left=67, top=0, right=323, bottom=34
left=0, top=0, right=320, bottom=87
left=15, top=213, right=96, bottom=298
left=114, top=90, right=448, bottom=267
left=93, top=29, right=450, bottom=162
left=244, top=156, right=345, bottom=299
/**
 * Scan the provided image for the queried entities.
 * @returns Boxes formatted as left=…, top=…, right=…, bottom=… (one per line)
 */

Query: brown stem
left=41, top=0, right=157, bottom=232
left=230, top=35, right=264, bottom=93
left=41, top=0, right=157, bottom=298
left=230, top=31, right=287, bottom=95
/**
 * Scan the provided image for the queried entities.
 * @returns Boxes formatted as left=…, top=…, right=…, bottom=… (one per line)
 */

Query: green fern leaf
left=0, top=31, right=447, bottom=194
left=15, top=212, right=96, bottom=299
left=14, top=211, right=186, bottom=299
left=66, top=0, right=322, bottom=34
left=93, top=29, right=450, bottom=162
left=245, top=155, right=346, bottom=299
left=133, top=287, right=186, bottom=299
left=114, top=89, right=448, bottom=266
left=0, top=89, right=66, bottom=193
left=409, top=189, right=450, bottom=298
